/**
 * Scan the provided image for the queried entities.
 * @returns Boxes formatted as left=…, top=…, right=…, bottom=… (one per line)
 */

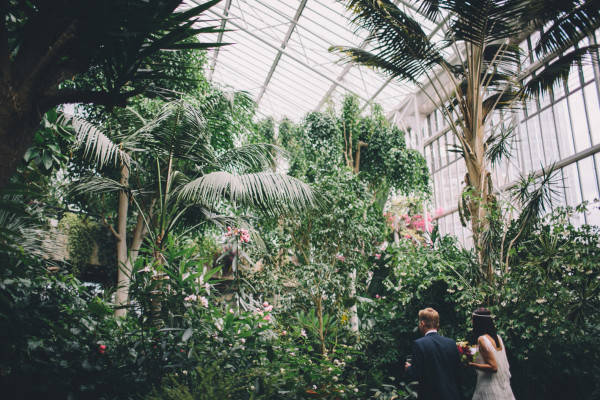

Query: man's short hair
left=419, top=307, right=439, bottom=329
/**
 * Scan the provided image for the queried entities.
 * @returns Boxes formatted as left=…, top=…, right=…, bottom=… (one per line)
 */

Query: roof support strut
left=256, top=0, right=308, bottom=104
left=205, top=6, right=368, bottom=102
left=208, top=0, right=232, bottom=81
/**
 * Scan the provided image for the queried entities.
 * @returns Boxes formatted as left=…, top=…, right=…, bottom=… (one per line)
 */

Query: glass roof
left=189, top=0, right=446, bottom=121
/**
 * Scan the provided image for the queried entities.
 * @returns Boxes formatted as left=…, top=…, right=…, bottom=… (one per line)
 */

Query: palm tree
left=0, top=0, right=225, bottom=191
left=333, top=0, right=600, bottom=279
left=66, top=98, right=317, bottom=316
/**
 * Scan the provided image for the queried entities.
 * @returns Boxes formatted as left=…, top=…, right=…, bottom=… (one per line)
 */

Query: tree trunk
left=0, top=95, right=41, bottom=191
left=316, top=296, right=326, bottom=357
left=349, top=269, right=359, bottom=333
left=465, top=127, right=491, bottom=279
left=114, top=164, right=130, bottom=318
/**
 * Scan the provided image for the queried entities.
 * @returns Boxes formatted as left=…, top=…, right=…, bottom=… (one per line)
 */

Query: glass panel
left=582, top=63, right=594, bottom=84
left=425, top=145, right=433, bottom=172
left=441, top=166, right=453, bottom=210
left=539, top=90, right=551, bottom=109
left=520, top=121, right=533, bottom=171
left=568, top=92, right=592, bottom=152
left=449, top=161, right=459, bottom=206
left=567, top=65, right=582, bottom=93
left=553, top=98, right=575, bottom=158
left=439, top=134, right=447, bottom=168
left=432, top=140, right=440, bottom=171
left=435, top=173, right=444, bottom=211
left=577, top=157, right=600, bottom=226
left=527, top=116, right=545, bottom=168
left=539, top=108, right=558, bottom=163
left=563, top=163, right=584, bottom=227
left=584, top=83, right=600, bottom=146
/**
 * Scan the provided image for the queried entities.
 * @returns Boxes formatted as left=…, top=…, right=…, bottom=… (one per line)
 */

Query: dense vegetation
left=1, top=2, right=599, bottom=399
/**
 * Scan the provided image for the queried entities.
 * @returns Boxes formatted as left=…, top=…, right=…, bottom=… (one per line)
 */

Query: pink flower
left=99, top=344, right=106, bottom=354
left=263, top=301, right=269, bottom=307
left=199, top=296, right=209, bottom=307
left=335, top=253, right=345, bottom=262
left=374, top=253, right=381, bottom=260
left=184, top=294, right=197, bottom=302
left=300, top=329, right=307, bottom=337
left=282, top=330, right=287, bottom=336
left=376, top=294, right=380, bottom=299
left=434, top=207, right=445, bottom=216
left=264, top=305, right=273, bottom=312
left=264, top=315, right=271, bottom=322
left=404, top=234, right=411, bottom=239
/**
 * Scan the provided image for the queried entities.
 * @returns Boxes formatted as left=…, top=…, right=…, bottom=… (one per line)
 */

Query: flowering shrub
left=224, top=226, right=251, bottom=243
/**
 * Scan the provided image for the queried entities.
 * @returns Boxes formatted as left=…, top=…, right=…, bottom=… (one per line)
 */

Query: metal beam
left=315, top=40, right=368, bottom=110
left=205, top=7, right=368, bottom=102
left=432, top=142, right=600, bottom=221
left=208, top=0, right=232, bottom=81
left=256, top=0, right=308, bottom=104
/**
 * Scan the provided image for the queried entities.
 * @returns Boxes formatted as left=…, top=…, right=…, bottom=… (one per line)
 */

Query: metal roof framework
left=189, top=0, right=448, bottom=121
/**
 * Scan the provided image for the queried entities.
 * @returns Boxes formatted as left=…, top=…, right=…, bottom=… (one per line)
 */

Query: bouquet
left=457, top=341, right=478, bottom=366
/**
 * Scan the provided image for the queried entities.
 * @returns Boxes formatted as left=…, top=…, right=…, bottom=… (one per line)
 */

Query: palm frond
left=485, top=125, right=517, bottom=167
left=512, top=164, right=562, bottom=228
left=69, top=176, right=128, bottom=196
left=214, top=144, right=287, bottom=174
left=524, top=46, right=599, bottom=97
left=336, top=0, right=445, bottom=79
left=60, top=114, right=133, bottom=169
left=533, top=0, right=600, bottom=57
left=178, top=171, right=318, bottom=215
left=140, top=100, right=213, bottom=164
left=449, top=0, right=527, bottom=45
left=330, top=47, right=421, bottom=84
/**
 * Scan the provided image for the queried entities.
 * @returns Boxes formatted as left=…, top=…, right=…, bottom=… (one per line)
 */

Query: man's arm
left=405, top=341, right=423, bottom=381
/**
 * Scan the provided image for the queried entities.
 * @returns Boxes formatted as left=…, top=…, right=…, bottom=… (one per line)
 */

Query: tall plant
left=0, top=0, right=225, bottom=191
left=65, top=99, right=317, bottom=316
left=333, top=0, right=600, bottom=278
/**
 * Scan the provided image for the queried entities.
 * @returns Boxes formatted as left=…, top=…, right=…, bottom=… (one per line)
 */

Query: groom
left=404, top=307, right=462, bottom=400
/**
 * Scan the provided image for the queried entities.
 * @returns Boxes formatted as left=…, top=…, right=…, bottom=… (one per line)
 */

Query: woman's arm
left=469, top=336, right=498, bottom=373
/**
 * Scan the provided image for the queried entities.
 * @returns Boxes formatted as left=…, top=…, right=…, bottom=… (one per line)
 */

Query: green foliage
left=59, top=213, right=101, bottom=274
left=0, top=264, right=117, bottom=399
left=22, top=110, right=73, bottom=176
left=360, top=124, right=429, bottom=195
left=274, top=95, right=430, bottom=199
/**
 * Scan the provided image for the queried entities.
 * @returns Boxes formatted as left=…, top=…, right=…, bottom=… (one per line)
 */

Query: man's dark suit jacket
left=406, top=331, right=462, bottom=400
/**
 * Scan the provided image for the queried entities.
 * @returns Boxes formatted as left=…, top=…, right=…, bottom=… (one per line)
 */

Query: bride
left=469, top=308, right=516, bottom=400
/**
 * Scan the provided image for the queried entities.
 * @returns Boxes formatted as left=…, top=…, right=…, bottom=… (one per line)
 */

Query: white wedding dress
left=472, top=335, right=516, bottom=400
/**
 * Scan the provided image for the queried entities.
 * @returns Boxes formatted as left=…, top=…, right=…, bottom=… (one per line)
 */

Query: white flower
left=333, top=376, right=338, bottom=381
left=182, top=370, right=188, bottom=375
left=241, top=338, right=246, bottom=343
left=313, top=385, right=317, bottom=390
left=138, top=266, right=152, bottom=273
left=328, top=367, right=333, bottom=372
left=205, top=282, right=211, bottom=294
left=184, top=294, right=197, bottom=302
left=199, top=296, right=209, bottom=308
left=300, top=329, right=307, bottom=337
left=280, top=368, right=285, bottom=373
left=354, top=388, right=359, bottom=393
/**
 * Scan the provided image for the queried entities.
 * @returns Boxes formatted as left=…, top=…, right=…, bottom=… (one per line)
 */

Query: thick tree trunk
left=0, top=95, right=42, bottom=191
left=465, top=121, right=492, bottom=280
left=114, top=164, right=130, bottom=318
